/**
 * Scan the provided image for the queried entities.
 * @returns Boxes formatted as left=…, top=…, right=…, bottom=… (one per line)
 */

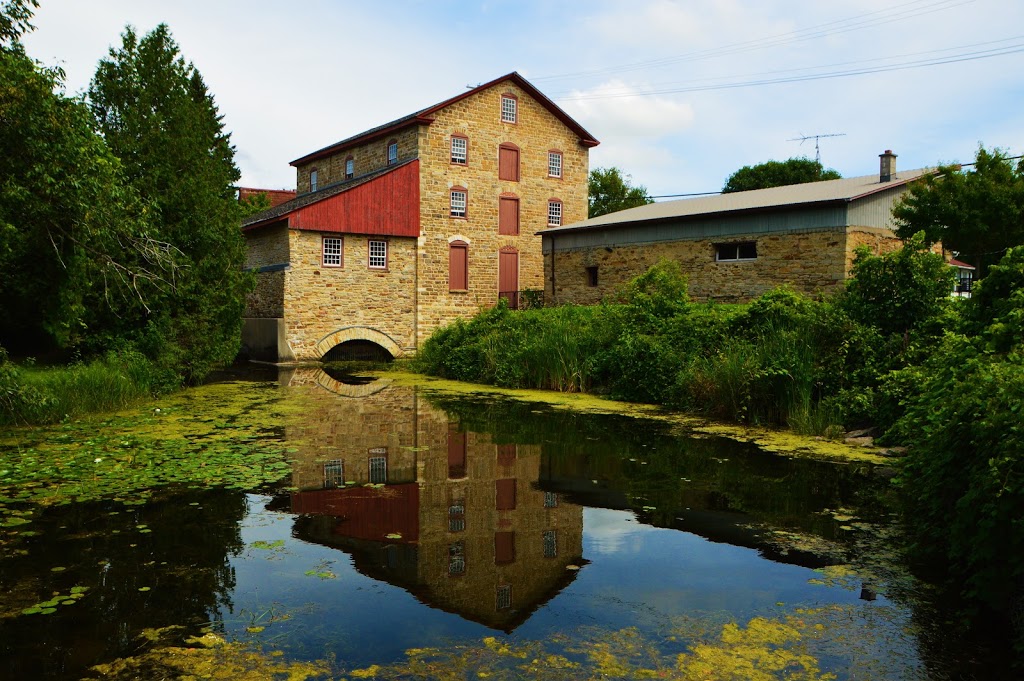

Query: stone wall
left=243, top=224, right=289, bottom=318
left=415, top=82, right=590, bottom=344
left=282, top=229, right=417, bottom=359
left=547, top=227, right=858, bottom=304
left=295, top=126, right=421, bottom=195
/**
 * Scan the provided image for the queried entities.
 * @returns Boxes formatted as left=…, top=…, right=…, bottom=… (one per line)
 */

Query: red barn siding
left=289, top=483, right=420, bottom=543
left=290, top=160, right=420, bottom=237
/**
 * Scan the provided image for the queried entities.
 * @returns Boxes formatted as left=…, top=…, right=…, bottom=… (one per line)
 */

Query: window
left=495, top=532, right=515, bottom=565
left=323, top=460, right=343, bottom=489
left=548, top=151, right=563, bottom=178
left=449, top=542, right=465, bottom=576
left=322, top=237, right=343, bottom=267
left=387, top=140, right=398, bottom=165
left=369, top=455, right=387, bottom=483
left=451, top=136, right=467, bottom=165
left=500, top=95, right=517, bottom=123
left=585, top=266, right=598, bottom=287
left=448, top=502, right=465, bottom=533
left=715, top=241, right=757, bottom=261
left=345, top=157, right=354, bottom=179
left=310, top=169, right=318, bottom=192
left=450, top=188, right=467, bottom=218
left=543, top=530, right=557, bottom=558
left=496, top=584, right=512, bottom=610
left=449, top=241, right=468, bottom=291
left=498, top=143, right=519, bottom=182
left=544, top=491, right=558, bottom=508
left=547, top=200, right=562, bottom=227
left=368, top=240, right=387, bottom=269
left=498, top=196, right=519, bottom=235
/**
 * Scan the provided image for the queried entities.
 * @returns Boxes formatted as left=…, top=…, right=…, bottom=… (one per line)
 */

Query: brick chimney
left=879, top=149, right=897, bottom=182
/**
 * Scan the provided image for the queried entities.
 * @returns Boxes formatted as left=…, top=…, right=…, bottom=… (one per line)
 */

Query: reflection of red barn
left=289, top=484, right=420, bottom=543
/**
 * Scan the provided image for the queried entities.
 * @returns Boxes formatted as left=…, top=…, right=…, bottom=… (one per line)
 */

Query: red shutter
left=447, top=426, right=466, bottom=479
left=498, top=197, right=519, bottom=235
left=449, top=241, right=468, bottom=291
left=498, top=145, right=519, bottom=182
left=496, top=478, right=516, bottom=510
left=495, top=531, right=515, bottom=564
left=498, top=248, right=519, bottom=306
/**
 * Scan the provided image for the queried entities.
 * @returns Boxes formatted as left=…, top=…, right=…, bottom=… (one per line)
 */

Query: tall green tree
left=893, top=145, right=1024, bottom=278
left=588, top=167, right=653, bottom=218
left=722, top=157, right=841, bottom=193
left=89, top=24, right=251, bottom=382
left=1, top=1, right=157, bottom=355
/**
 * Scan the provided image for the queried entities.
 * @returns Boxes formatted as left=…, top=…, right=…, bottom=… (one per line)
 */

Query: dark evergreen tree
left=722, top=157, right=841, bottom=193
left=89, top=25, right=251, bottom=382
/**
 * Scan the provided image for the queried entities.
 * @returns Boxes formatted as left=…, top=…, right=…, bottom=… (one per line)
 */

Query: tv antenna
left=788, top=132, right=846, bottom=164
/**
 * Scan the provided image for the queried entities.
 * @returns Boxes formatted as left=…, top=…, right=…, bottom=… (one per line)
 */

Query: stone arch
left=314, top=326, right=404, bottom=360
left=314, top=369, right=393, bottom=398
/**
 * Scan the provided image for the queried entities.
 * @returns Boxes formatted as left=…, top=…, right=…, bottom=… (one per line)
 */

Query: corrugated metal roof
left=547, top=167, right=936, bottom=234
left=290, top=72, right=599, bottom=167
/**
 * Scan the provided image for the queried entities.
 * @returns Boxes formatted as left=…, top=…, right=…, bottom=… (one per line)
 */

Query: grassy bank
left=0, top=348, right=170, bottom=426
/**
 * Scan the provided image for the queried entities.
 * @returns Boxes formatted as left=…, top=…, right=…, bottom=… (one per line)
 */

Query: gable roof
left=546, top=167, right=936, bottom=235
left=290, top=72, right=599, bottom=167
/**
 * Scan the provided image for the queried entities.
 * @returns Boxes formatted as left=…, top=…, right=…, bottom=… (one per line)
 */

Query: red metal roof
left=290, top=72, right=599, bottom=167
left=243, top=159, right=420, bottom=237
left=238, top=187, right=296, bottom=208
left=948, top=258, right=975, bottom=269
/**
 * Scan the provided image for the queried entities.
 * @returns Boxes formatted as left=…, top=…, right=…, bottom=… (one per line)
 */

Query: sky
left=21, top=0, right=1024, bottom=198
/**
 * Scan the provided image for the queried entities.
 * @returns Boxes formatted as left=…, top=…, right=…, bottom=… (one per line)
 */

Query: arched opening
left=321, top=339, right=394, bottom=362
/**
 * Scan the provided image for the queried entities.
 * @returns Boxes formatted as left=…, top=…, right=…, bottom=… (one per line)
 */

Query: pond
left=0, top=367, right=1007, bottom=679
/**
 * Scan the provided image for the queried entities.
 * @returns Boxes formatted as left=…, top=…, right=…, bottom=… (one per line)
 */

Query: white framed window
left=715, top=241, right=757, bottom=261
left=322, top=236, right=342, bottom=267
left=368, top=240, right=388, bottom=269
left=547, top=200, right=562, bottom=227
left=548, top=151, right=563, bottom=178
left=449, top=502, right=465, bottom=532
left=345, top=157, right=354, bottom=179
left=369, top=455, right=387, bottom=482
left=449, top=542, right=465, bottom=575
left=323, top=459, right=343, bottom=488
left=451, top=136, right=467, bottom=165
left=387, top=141, right=398, bottom=165
left=543, top=530, right=557, bottom=558
left=450, top=189, right=467, bottom=218
left=544, top=491, right=558, bottom=508
left=310, top=169, right=318, bottom=192
left=496, top=584, right=512, bottom=610
left=500, top=95, right=517, bottom=123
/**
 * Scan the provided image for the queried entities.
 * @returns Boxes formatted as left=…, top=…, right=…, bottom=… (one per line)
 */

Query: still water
left=0, top=367, right=999, bottom=678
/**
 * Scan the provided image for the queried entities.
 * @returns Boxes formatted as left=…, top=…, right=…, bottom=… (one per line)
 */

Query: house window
left=548, top=151, right=563, bottom=178
left=449, top=241, right=468, bottom=291
left=543, top=530, right=557, bottom=558
left=323, top=459, right=343, bottom=489
left=451, top=136, right=467, bottom=165
left=544, top=491, right=558, bottom=508
left=368, top=240, right=387, bottom=269
left=496, top=585, right=512, bottom=610
left=369, top=455, right=387, bottom=483
left=387, top=140, right=398, bottom=165
left=498, top=143, right=520, bottom=182
left=547, top=200, right=562, bottom=227
left=586, top=266, right=598, bottom=287
left=310, top=169, right=318, bottom=192
left=450, top=188, right=467, bottom=218
left=498, top=196, right=519, bottom=235
left=449, top=542, right=465, bottom=576
left=716, top=241, right=757, bottom=261
left=345, top=157, right=354, bottom=179
left=500, top=95, right=517, bottom=123
left=448, top=501, right=465, bottom=533
left=322, top=236, right=343, bottom=267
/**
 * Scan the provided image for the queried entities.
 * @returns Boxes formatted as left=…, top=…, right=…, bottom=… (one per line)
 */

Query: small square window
left=450, top=190, right=467, bottom=218
left=368, top=240, right=388, bottom=269
left=715, top=241, right=757, bottom=261
left=310, top=169, right=318, bottom=192
left=543, top=492, right=558, bottom=508
left=345, top=158, right=354, bottom=179
left=501, top=95, right=517, bottom=123
left=547, top=201, right=562, bottom=227
left=548, top=152, right=562, bottom=178
left=586, top=266, right=598, bottom=287
left=451, top=137, right=467, bottom=165
left=387, top=141, right=398, bottom=165
left=323, top=237, right=343, bottom=267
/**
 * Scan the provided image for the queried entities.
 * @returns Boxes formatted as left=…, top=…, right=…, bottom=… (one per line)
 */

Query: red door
left=498, top=248, right=519, bottom=309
